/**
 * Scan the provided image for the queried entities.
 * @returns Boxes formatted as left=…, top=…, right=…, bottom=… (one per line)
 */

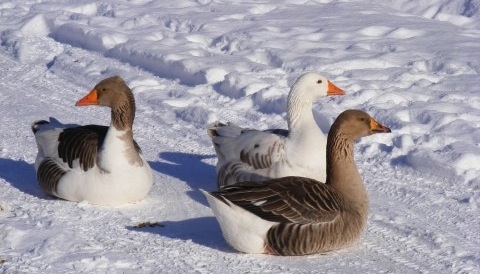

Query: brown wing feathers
left=213, top=177, right=344, bottom=224
left=37, top=158, right=66, bottom=196
left=58, top=127, right=102, bottom=171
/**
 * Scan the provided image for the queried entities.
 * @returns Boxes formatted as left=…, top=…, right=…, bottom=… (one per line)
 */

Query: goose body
left=32, top=76, right=153, bottom=205
left=208, top=72, right=344, bottom=188
left=203, top=109, right=391, bottom=255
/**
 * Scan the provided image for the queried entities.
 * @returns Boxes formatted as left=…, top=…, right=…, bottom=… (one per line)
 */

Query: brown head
left=76, top=76, right=136, bottom=130
left=329, top=109, right=391, bottom=141
left=75, top=76, right=134, bottom=109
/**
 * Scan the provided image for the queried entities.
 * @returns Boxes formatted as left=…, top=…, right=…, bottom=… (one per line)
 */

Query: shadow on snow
left=0, top=157, right=52, bottom=200
left=144, top=152, right=231, bottom=251
left=148, top=151, right=217, bottom=207
left=126, top=216, right=232, bottom=253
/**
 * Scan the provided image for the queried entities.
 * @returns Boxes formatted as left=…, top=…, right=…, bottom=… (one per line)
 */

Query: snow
left=0, top=0, right=479, bottom=273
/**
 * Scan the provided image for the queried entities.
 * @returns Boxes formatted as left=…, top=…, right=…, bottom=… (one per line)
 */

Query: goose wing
left=57, top=125, right=108, bottom=171
left=210, top=123, right=288, bottom=170
left=211, top=176, right=344, bottom=224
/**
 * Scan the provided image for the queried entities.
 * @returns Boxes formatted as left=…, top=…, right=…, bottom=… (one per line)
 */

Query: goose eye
left=316, top=79, right=322, bottom=84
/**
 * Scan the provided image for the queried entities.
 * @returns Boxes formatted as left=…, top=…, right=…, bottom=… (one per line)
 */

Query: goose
left=208, top=72, right=345, bottom=189
left=32, top=76, right=153, bottom=205
left=202, top=109, right=391, bottom=255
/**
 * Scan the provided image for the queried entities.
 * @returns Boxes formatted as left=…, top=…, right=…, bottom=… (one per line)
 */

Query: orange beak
left=327, top=81, right=345, bottom=96
left=370, top=118, right=391, bottom=133
left=75, top=89, right=98, bottom=106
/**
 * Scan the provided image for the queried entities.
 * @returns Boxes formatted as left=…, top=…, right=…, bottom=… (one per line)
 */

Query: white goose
left=208, top=72, right=345, bottom=188
left=202, top=109, right=391, bottom=255
left=32, top=76, right=153, bottom=205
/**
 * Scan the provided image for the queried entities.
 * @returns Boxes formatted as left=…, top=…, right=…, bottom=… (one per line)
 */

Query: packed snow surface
left=0, top=0, right=479, bottom=273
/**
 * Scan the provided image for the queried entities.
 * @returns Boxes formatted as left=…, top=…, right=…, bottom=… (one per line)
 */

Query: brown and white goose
left=208, top=72, right=345, bottom=189
left=32, top=76, right=153, bottom=205
left=202, top=109, right=391, bottom=255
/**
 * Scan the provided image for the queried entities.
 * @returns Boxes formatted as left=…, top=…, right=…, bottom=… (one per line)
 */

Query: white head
left=286, top=72, right=345, bottom=129
left=288, top=72, right=344, bottom=103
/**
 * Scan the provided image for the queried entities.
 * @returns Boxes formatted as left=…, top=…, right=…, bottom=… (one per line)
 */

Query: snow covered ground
left=0, top=0, right=479, bottom=273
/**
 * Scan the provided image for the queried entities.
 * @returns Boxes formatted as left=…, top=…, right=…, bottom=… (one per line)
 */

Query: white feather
left=201, top=190, right=276, bottom=254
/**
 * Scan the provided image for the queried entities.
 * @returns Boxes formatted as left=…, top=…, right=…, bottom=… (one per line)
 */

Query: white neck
left=286, top=88, right=318, bottom=138
left=99, top=126, right=143, bottom=171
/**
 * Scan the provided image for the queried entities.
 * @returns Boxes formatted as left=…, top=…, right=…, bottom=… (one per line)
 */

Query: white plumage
left=208, top=72, right=345, bottom=188
left=202, top=189, right=275, bottom=254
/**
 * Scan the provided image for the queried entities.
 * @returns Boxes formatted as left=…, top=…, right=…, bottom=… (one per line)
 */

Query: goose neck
left=111, top=94, right=135, bottom=131
left=286, top=94, right=314, bottom=132
left=325, top=130, right=368, bottom=214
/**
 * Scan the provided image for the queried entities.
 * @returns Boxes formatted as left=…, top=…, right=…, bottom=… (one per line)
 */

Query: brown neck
left=111, top=92, right=135, bottom=131
left=325, top=127, right=369, bottom=215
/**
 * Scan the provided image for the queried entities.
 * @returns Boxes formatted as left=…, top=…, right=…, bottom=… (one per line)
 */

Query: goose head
left=289, top=72, right=345, bottom=103
left=331, top=109, right=391, bottom=140
left=75, top=76, right=134, bottom=109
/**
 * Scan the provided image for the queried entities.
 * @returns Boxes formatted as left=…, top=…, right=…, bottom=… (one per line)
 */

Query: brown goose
left=32, top=76, right=153, bottom=205
left=202, top=109, right=391, bottom=255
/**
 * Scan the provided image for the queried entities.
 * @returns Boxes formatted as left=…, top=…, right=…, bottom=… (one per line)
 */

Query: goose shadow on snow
left=145, top=152, right=231, bottom=251
left=148, top=151, right=217, bottom=207
left=0, top=157, right=52, bottom=200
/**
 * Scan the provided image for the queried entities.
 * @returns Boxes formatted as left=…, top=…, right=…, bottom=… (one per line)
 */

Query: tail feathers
left=207, top=122, right=226, bottom=138
left=201, top=189, right=225, bottom=204
left=208, top=122, right=246, bottom=159
left=201, top=189, right=234, bottom=215
left=31, top=120, right=49, bottom=134
left=200, top=188, right=273, bottom=254
left=207, top=121, right=245, bottom=139
left=32, top=117, right=81, bottom=134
